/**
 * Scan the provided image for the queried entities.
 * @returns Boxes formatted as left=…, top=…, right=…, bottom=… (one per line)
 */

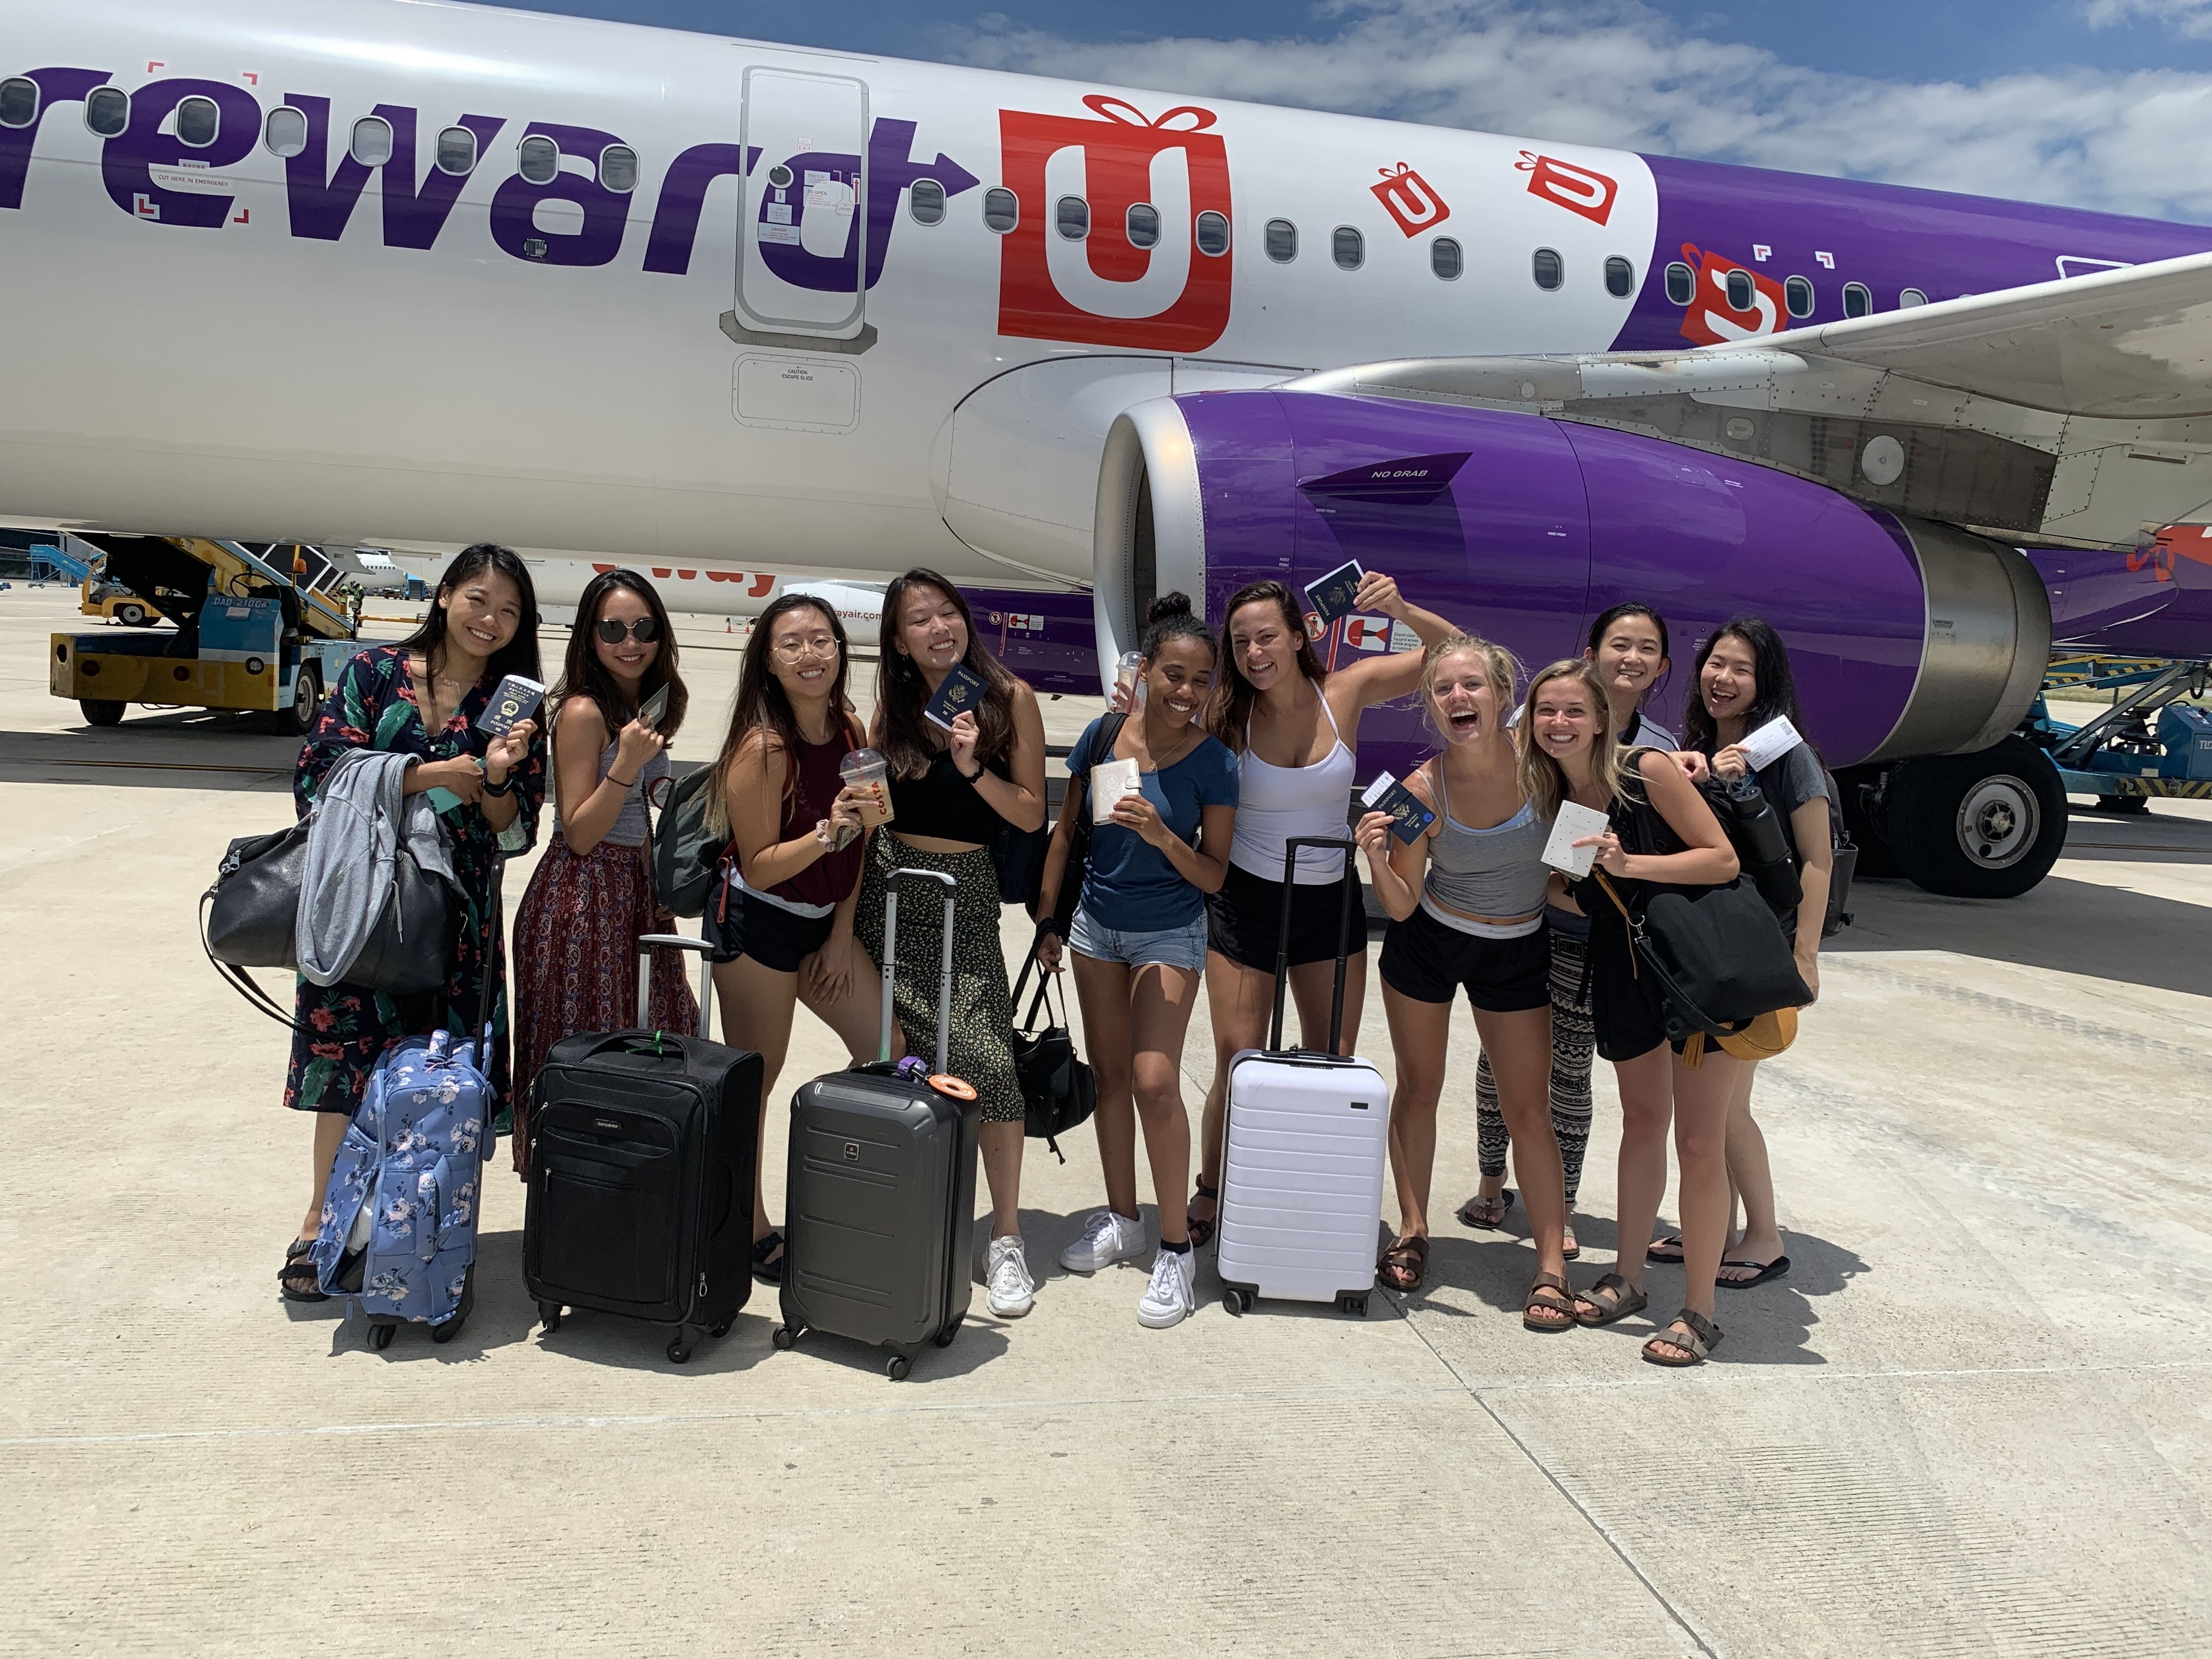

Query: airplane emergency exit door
left=729, top=68, right=873, bottom=352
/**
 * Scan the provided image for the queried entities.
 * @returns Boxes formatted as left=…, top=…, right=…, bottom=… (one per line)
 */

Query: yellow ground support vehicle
left=80, top=578, right=160, bottom=628
left=50, top=537, right=362, bottom=733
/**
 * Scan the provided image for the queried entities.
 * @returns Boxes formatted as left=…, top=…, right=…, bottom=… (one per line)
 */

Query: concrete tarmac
left=3, top=585, right=2209, bottom=1656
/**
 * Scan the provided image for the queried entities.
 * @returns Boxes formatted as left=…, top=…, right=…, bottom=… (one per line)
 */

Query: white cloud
left=2081, top=0, right=2212, bottom=38
left=943, top=0, right=2212, bottom=221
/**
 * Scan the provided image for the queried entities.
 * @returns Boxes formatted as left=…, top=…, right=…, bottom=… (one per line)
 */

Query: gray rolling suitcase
left=773, top=867, right=983, bottom=1381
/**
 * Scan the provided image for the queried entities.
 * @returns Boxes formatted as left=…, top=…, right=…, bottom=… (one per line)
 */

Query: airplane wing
left=1288, top=250, right=2212, bottom=550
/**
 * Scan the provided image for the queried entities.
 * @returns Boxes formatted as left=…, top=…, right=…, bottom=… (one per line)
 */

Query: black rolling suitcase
left=524, top=933, right=761, bottom=1364
left=774, top=867, right=981, bottom=1381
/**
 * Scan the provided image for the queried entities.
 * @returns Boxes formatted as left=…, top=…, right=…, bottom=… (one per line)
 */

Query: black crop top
left=1569, top=750, right=1690, bottom=920
left=887, top=749, right=1012, bottom=845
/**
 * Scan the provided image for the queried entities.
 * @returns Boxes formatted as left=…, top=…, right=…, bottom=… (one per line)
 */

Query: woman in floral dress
left=278, top=544, right=546, bottom=1303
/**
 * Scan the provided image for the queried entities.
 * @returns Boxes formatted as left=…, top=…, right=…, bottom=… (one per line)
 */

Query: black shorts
left=702, top=884, right=834, bottom=974
left=1584, top=922, right=1686, bottom=1062
left=1378, top=906, right=1551, bottom=1012
left=1206, top=860, right=1367, bottom=970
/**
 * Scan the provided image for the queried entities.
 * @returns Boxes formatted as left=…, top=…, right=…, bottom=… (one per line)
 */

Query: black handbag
left=1593, top=870, right=1810, bottom=1043
left=650, top=766, right=723, bottom=918
left=1009, top=940, right=1096, bottom=1160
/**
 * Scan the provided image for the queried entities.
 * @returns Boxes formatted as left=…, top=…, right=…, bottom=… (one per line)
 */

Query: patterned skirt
left=510, top=836, right=700, bottom=1175
left=853, top=836, right=1024, bottom=1124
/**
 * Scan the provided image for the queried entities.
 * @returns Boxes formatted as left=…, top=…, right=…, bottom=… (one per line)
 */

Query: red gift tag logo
left=997, top=93, right=1234, bottom=353
left=1675, top=244, right=1787, bottom=346
left=1370, top=162, right=1449, bottom=236
left=1516, top=151, right=1618, bottom=227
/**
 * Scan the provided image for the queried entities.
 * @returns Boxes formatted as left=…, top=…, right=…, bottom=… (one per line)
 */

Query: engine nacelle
left=1096, top=391, right=2051, bottom=770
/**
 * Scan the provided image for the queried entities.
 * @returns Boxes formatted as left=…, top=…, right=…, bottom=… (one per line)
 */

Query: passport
left=1304, top=558, right=1367, bottom=629
left=1360, top=770, right=1436, bottom=844
left=923, top=663, right=988, bottom=731
left=473, top=674, right=546, bottom=739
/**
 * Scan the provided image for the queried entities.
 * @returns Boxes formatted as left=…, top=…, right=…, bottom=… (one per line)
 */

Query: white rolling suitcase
left=1217, top=836, right=1392, bottom=1319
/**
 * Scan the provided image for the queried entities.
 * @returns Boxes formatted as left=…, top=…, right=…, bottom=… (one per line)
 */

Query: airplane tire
left=81, top=699, right=126, bottom=727
left=1885, top=736, right=2068, bottom=899
left=1832, top=765, right=1899, bottom=879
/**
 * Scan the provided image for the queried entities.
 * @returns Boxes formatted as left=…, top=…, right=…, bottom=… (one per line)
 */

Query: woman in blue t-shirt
left=1036, top=594, right=1239, bottom=1330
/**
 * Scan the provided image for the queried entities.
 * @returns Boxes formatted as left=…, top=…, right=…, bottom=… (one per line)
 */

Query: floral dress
left=283, top=647, right=546, bottom=1118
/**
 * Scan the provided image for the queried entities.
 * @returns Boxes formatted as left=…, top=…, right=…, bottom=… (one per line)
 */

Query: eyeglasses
left=595, top=617, right=661, bottom=644
left=771, top=634, right=841, bottom=661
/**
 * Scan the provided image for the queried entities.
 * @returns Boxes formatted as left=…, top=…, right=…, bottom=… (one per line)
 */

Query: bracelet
left=607, top=771, right=639, bottom=790
left=957, top=762, right=984, bottom=783
left=482, top=772, right=516, bottom=797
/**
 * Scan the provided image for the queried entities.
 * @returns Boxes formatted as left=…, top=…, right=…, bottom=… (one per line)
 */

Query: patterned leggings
left=1474, top=926, right=1595, bottom=1206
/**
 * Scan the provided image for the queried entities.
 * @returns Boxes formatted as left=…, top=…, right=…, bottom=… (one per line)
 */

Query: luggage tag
left=923, top=664, right=988, bottom=732
left=1359, top=770, right=1436, bottom=844
left=1542, top=800, right=1613, bottom=879
left=1302, top=558, right=1367, bottom=629
left=1736, top=715, right=1803, bottom=772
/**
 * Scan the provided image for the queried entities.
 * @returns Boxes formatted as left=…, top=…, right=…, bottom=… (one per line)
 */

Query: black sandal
left=751, top=1229, right=786, bottom=1286
left=278, top=1238, right=328, bottom=1304
left=1186, top=1180, right=1221, bottom=1250
left=1378, top=1234, right=1429, bottom=1293
left=1457, top=1189, right=1515, bottom=1230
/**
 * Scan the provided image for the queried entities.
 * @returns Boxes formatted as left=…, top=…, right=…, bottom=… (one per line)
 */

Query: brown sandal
left=1378, top=1234, right=1429, bottom=1293
left=1186, top=1180, right=1220, bottom=1249
left=1522, top=1271, right=1577, bottom=1332
left=1572, top=1272, right=1647, bottom=1327
left=1643, top=1308, right=1724, bottom=1367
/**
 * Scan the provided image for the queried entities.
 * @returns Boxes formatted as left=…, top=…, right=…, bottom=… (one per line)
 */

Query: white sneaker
left=986, top=1235, right=1035, bottom=1318
left=1059, top=1209, right=1148, bottom=1273
left=1137, top=1247, right=1197, bottom=1329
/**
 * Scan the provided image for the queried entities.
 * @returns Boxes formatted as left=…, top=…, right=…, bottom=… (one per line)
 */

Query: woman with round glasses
left=511, top=569, right=697, bottom=1172
left=703, top=591, right=885, bottom=1284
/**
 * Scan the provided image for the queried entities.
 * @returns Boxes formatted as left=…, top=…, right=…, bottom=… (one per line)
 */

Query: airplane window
left=263, top=106, right=308, bottom=159
left=1724, top=269, right=1753, bottom=312
left=85, top=87, right=129, bottom=138
left=1333, top=225, right=1363, bottom=270
left=1264, top=218, right=1297, bottom=263
left=518, top=134, right=560, bottom=185
left=983, top=187, right=1018, bottom=233
left=0, top=78, right=37, bottom=129
left=1784, top=275, right=1814, bottom=318
left=1532, top=247, right=1562, bottom=290
left=1127, top=202, right=1160, bottom=250
left=1431, top=236, right=1462, bottom=280
left=1605, top=256, right=1635, bottom=297
left=1843, top=281, right=1871, bottom=318
left=1899, top=287, right=1928, bottom=308
left=599, top=144, right=638, bottom=194
left=909, top=178, right=946, bottom=225
left=177, top=95, right=221, bottom=149
left=1195, top=211, right=1231, bottom=256
left=1056, top=195, right=1090, bottom=240
left=349, top=116, right=393, bottom=167
left=1664, top=260, right=1694, bottom=304
left=435, top=126, right=477, bottom=176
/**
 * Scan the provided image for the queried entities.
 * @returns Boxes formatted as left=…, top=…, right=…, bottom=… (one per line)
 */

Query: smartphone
left=637, top=684, right=670, bottom=730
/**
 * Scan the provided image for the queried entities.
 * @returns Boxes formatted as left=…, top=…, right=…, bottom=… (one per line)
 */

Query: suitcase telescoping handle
left=636, top=933, right=717, bottom=1040
left=1270, top=836, right=1361, bottom=1055
left=882, top=867, right=957, bottom=1073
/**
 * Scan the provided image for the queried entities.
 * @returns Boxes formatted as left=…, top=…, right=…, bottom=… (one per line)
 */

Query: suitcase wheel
left=537, top=1300, right=562, bottom=1334
left=886, top=1355, right=912, bottom=1381
left=771, top=1325, right=799, bottom=1351
left=368, top=1323, right=396, bottom=1352
left=1222, top=1288, right=1252, bottom=1317
left=710, top=1319, right=735, bottom=1340
left=933, top=1323, right=959, bottom=1349
left=1338, top=1293, right=1370, bottom=1318
left=430, top=1312, right=464, bottom=1345
left=666, top=1333, right=693, bottom=1364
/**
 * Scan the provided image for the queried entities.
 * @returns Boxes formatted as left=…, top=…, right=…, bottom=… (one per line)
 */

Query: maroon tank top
left=769, top=731, right=863, bottom=910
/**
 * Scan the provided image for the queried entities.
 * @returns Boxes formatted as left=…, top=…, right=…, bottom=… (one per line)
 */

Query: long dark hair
left=394, top=542, right=540, bottom=687
left=874, top=567, right=1019, bottom=780
left=552, top=568, right=687, bottom=742
left=709, top=593, right=859, bottom=835
left=1587, top=600, right=1673, bottom=706
left=1681, top=614, right=1808, bottom=756
left=1210, top=579, right=1325, bottom=753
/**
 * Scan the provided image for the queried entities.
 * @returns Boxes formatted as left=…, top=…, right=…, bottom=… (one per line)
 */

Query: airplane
left=5, top=0, right=2212, bottom=900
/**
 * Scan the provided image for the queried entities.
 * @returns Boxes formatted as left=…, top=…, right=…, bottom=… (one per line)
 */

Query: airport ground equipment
left=2035, top=656, right=2212, bottom=810
left=48, top=536, right=361, bottom=733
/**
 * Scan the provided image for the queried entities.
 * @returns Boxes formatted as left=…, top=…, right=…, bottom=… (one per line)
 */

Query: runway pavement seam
left=1825, top=955, right=2209, bottom=1057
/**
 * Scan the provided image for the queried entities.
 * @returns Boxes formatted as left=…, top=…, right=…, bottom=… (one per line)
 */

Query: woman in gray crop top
left=1355, top=635, right=1575, bottom=1329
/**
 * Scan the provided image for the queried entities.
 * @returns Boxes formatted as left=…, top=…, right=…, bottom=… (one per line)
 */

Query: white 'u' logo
left=1042, top=145, right=1192, bottom=320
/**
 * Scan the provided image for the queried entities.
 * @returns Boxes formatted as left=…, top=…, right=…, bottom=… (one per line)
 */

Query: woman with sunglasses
left=510, top=570, right=697, bottom=1174
left=703, top=592, right=883, bottom=1285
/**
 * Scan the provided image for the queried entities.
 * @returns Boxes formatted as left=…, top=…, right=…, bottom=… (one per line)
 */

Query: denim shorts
left=1066, top=904, right=1209, bottom=974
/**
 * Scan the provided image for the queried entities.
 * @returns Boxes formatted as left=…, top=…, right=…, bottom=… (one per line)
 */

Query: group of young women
left=274, top=544, right=1831, bottom=1366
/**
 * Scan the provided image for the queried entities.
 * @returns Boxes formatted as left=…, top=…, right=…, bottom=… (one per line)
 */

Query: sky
left=495, top=0, right=2212, bottom=221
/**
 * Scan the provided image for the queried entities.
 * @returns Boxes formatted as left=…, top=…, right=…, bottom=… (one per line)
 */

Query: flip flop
left=1717, top=1254, right=1791, bottom=1289
left=1645, top=1233, right=1684, bottom=1264
left=1457, top=1189, right=1515, bottom=1230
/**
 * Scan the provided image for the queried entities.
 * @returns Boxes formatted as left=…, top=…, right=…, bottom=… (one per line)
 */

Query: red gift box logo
left=1675, top=242, right=1787, bottom=345
left=1371, top=162, right=1449, bottom=236
left=997, top=93, right=1234, bottom=353
left=1516, top=151, right=1618, bottom=227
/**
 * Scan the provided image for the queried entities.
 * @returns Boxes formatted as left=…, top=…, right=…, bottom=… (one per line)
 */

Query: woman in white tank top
left=1187, top=573, right=1455, bottom=1246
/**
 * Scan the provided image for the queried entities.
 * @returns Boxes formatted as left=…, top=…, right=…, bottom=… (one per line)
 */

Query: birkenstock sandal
left=1642, top=1308, right=1723, bottom=1367
left=1572, top=1271, right=1647, bottom=1327
left=1523, top=1271, right=1578, bottom=1332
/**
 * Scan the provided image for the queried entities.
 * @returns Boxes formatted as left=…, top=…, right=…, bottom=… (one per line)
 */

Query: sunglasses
left=594, top=617, right=661, bottom=644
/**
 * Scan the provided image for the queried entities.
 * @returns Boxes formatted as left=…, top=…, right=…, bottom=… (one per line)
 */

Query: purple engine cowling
left=1093, top=390, right=2051, bottom=780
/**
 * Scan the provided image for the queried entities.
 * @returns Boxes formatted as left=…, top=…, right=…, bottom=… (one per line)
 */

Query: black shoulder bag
left=1592, top=868, right=1810, bottom=1044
